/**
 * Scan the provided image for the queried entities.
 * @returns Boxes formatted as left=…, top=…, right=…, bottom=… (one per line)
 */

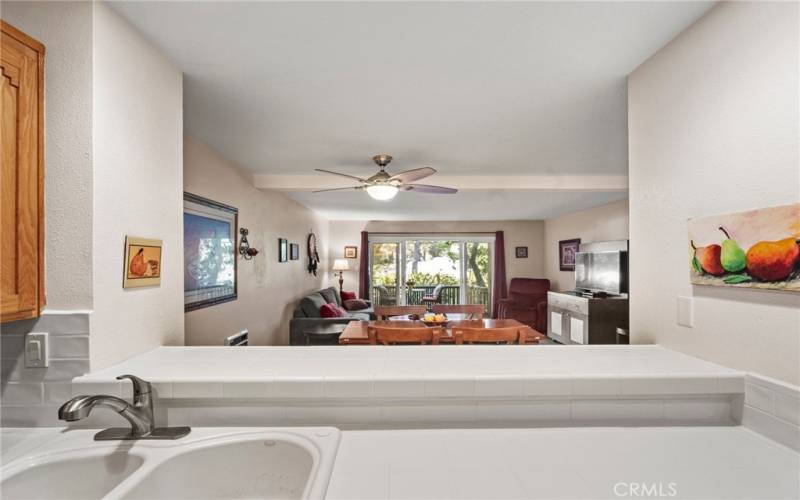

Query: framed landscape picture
left=290, top=243, right=300, bottom=260
left=279, top=238, right=288, bottom=262
left=183, top=192, right=238, bottom=311
left=688, top=203, right=799, bottom=292
left=559, top=238, right=581, bottom=271
left=123, top=236, right=162, bottom=288
left=344, top=246, right=358, bottom=259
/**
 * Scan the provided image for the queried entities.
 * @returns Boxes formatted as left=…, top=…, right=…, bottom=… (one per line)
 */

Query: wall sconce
left=239, top=228, right=259, bottom=260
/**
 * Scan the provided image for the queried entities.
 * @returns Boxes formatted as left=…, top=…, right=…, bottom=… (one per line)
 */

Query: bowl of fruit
left=421, top=312, right=448, bottom=327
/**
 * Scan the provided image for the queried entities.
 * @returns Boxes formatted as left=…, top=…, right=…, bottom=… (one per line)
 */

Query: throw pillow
left=320, top=303, right=345, bottom=318
left=340, top=291, right=357, bottom=301
left=343, top=298, right=368, bottom=311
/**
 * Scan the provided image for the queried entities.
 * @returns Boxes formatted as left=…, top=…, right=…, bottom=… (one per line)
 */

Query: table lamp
left=333, top=258, right=350, bottom=294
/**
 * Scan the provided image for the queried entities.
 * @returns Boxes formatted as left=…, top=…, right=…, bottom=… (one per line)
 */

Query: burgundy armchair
left=497, top=278, right=550, bottom=332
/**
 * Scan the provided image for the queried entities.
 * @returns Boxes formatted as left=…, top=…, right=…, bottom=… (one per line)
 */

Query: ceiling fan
left=313, top=154, right=457, bottom=201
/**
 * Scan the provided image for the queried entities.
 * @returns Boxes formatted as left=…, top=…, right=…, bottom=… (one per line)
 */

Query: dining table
left=338, top=314, right=543, bottom=345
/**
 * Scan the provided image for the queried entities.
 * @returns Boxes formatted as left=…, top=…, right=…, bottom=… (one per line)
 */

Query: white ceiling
left=288, top=190, right=628, bottom=221
left=111, top=1, right=713, bottom=220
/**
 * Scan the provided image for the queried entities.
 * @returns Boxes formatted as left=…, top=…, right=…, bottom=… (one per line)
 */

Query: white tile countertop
left=326, top=427, right=800, bottom=499
left=73, top=345, right=744, bottom=400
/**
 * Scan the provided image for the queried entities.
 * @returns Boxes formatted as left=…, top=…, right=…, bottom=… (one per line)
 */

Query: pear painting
left=688, top=203, right=800, bottom=292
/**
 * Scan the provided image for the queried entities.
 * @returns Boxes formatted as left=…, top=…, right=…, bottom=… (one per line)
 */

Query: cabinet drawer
left=547, top=293, right=588, bottom=315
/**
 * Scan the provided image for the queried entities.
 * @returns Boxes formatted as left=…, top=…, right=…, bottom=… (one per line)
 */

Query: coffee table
left=303, top=323, right=347, bottom=345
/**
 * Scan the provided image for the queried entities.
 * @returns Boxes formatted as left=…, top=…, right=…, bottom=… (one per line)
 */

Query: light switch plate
left=677, top=296, right=693, bottom=328
left=25, top=332, right=49, bottom=368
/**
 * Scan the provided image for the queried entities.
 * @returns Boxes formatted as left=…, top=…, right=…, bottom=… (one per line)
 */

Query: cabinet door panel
left=550, top=311, right=562, bottom=336
left=1, top=22, right=43, bottom=323
left=569, top=316, right=585, bottom=344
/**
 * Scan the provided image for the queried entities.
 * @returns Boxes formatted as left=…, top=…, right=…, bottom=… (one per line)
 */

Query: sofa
left=289, top=286, right=375, bottom=345
left=496, top=278, right=550, bottom=332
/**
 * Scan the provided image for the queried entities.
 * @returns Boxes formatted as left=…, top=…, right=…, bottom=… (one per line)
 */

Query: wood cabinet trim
left=1, top=19, right=45, bottom=323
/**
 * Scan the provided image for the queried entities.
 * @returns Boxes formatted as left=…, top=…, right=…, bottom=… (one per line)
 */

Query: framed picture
left=559, top=238, right=581, bottom=271
left=515, top=246, right=528, bottom=258
left=688, top=203, right=799, bottom=292
left=123, top=236, right=162, bottom=288
left=183, top=192, right=238, bottom=311
left=279, top=238, right=288, bottom=262
left=344, top=246, right=358, bottom=259
left=290, top=243, right=300, bottom=260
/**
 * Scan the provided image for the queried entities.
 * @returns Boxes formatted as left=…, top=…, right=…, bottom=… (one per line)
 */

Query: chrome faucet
left=59, top=374, right=190, bottom=441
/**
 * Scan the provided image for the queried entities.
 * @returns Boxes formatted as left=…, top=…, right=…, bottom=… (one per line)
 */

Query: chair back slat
left=374, top=305, right=427, bottom=320
left=452, top=325, right=524, bottom=345
left=368, top=325, right=442, bottom=345
left=432, top=304, right=486, bottom=319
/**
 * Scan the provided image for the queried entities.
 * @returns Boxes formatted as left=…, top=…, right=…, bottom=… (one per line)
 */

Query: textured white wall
left=543, top=199, right=629, bottom=291
left=328, top=219, right=546, bottom=296
left=91, top=3, right=184, bottom=369
left=2, top=2, right=93, bottom=310
left=183, top=137, right=330, bottom=345
left=628, top=2, right=799, bottom=384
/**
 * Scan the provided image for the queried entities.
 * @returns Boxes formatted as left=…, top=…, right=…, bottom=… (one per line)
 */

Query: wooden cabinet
left=547, top=291, right=628, bottom=345
left=1, top=20, right=44, bottom=323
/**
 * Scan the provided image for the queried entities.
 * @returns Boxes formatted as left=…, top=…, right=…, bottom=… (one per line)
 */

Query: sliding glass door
left=465, top=241, right=492, bottom=308
left=403, top=240, right=461, bottom=305
left=369, top=236, right=493, bottom=315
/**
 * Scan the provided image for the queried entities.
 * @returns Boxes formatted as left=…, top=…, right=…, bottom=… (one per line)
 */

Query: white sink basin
left=120, top=434, right=317, bottom=499
left=1, top=452, right=144, bottom=499
left=0, top=428, right=340, bottom=500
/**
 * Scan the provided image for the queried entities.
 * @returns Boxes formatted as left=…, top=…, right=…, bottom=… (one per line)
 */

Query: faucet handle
left=117, top=374, right=151, bottom=400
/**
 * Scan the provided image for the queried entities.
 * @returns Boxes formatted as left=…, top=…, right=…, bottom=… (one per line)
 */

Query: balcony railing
left=370, top=284, right=491, bottom=312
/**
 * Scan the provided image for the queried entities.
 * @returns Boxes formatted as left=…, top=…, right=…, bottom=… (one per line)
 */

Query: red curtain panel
left=358, top=231, right=370, bottom=299
left=492, top=230, right=508, bottom=318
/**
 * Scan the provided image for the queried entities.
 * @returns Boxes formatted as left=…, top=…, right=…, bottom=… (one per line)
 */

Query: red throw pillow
left=320, top=303, right=345, bottom=318
left=343, top=299, right=368, bottom=311
left=340, top=291, right=356, bottom=301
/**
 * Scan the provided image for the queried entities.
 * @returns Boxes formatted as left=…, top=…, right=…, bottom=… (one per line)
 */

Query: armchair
left=497, top=278, right=550, bottom=332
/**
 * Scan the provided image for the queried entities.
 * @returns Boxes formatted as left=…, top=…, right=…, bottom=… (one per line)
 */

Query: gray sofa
left=289, top=287, right=375, bottom=345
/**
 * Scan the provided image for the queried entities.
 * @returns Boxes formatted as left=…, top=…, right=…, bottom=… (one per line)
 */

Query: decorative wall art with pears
left=688, top=203, right=799, bottom=292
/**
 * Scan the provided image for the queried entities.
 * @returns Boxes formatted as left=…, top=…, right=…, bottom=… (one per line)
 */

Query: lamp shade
left=332, top=258, right=350, bottom=271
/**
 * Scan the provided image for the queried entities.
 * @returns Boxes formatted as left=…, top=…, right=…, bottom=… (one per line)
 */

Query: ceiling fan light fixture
left=366, top=184, right=398, bottom=201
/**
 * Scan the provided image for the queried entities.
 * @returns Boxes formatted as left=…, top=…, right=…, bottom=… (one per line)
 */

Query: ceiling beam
left=253, top=175, right=628, bottom=192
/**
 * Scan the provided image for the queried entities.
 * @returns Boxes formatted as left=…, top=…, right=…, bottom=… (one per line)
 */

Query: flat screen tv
left=575, top=251, right=627, bottom=295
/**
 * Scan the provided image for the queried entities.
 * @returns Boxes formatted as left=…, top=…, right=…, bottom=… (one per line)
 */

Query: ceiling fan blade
left=388, top=167, right=436, bottom=184
left=312, top=186, right=362, bottom=193
left=401, top=184, right=458, bottom=194
left=315, top=168, right=367, bottom=183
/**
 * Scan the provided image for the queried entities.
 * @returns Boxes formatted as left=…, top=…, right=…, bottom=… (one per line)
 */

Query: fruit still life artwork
left=123, top=236, right=162, bottom=288
left=688, top=203, right=799, bottom=292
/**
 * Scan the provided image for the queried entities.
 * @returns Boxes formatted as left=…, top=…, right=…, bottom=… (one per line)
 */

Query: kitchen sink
left=0, top=428, right=340, bottom=500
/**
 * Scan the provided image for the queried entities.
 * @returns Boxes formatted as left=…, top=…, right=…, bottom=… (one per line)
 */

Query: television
left=575, top=251, right=628, bottom=295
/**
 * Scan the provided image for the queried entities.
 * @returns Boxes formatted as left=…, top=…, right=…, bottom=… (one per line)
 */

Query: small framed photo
left=290, top=243, right=300, bottom=260
left=279, top=238, right=288, bottom=262
left=559, top=238, right=581, bottom=271
left=515, top=246, right=528, bottom=258
left=123, top=236, right=162, bottom=288
left=344, top=246, right=358, bottom=259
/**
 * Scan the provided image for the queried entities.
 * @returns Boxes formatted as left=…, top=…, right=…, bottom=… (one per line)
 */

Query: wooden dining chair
left=452, top=325, right=526, bottom=345
left=368, top=325, right=442, bottom=345
left=432, top=304, right=486, bottom=319
left=374, top=305, right=428, bottom=320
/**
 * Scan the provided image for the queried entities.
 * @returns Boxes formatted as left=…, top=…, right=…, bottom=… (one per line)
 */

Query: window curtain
left=358, top=231, right=370, bottom=299
left=491, top=230, right=507, bottom=318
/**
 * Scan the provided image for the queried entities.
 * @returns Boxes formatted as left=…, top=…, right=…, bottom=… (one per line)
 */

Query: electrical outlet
left=25, top=332, right=49, bottom=368
left=677, top=296, right=693, bottom=328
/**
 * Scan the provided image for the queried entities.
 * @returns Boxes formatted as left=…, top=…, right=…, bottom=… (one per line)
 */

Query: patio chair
left=421, top=284, right=444, bottom=309
left=375, top=285, right=397, bottom=306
